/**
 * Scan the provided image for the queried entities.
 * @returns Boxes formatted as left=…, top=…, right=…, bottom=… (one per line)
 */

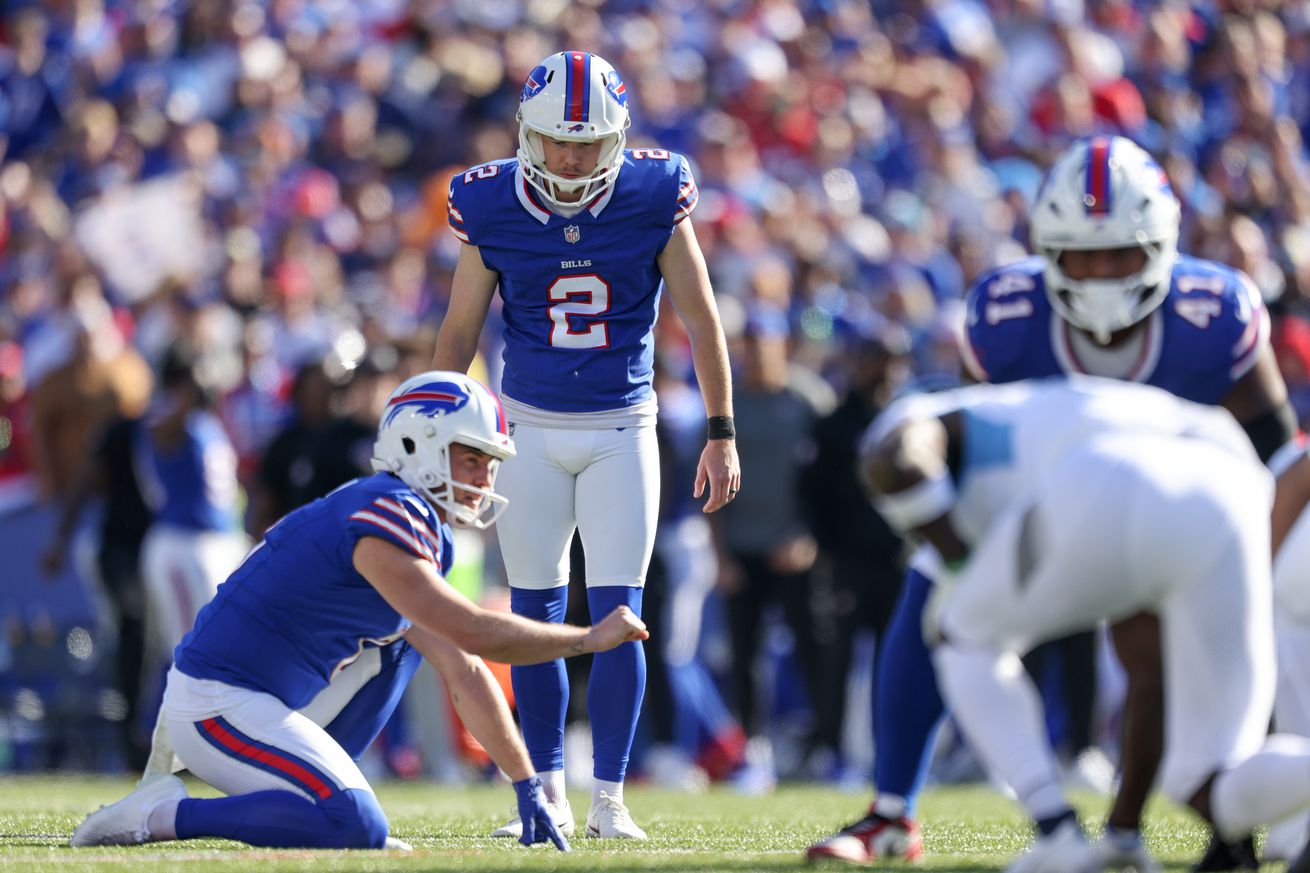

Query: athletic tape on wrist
left=872, top=473, right=956, bottom=531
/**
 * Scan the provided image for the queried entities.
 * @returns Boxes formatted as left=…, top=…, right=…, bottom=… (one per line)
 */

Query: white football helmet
left=1030, top=136, right=1181, bottom=343
left=517, top=51, right=631, bottom=210
left=372, top=371, right=515, bottom=530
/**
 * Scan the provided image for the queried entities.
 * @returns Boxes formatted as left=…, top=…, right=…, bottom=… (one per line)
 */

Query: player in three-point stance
left=808, top=135, right=1294, bottom=871
left=864, top=376, right=1310, bottom=873
left=70, top=371, right=648, bottom=851
left=434, top=50, right=739, bottom=840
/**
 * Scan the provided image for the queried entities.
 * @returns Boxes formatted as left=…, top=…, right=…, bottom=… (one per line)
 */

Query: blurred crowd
left=5, top=0, right=1310, bottom=786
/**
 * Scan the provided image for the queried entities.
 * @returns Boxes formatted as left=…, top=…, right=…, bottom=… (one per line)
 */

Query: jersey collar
left=514, top=165, right=552, bottom=224
left=1051, top=307, right=1163, bottom=383
left=513, top=165, right=617, bottom=224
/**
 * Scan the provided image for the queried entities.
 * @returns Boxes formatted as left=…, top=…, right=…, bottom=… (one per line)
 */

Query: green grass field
left=0, top=775, right=1279, bottom=871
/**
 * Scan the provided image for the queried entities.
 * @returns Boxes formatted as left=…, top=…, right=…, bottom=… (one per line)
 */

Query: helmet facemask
left=515, top=51, right=631, bottom=211
left=1030, top=136, right=1182, bottom=344
left=517, top=120, right=627, bottom=210
left=1041, top=237, right=1178, bottom=344
left=419, top=438, right=508, bottom=530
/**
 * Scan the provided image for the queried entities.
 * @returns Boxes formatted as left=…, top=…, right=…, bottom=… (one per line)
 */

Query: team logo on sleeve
left=383, top=382, right=470, bottom=425
left=564, top=225, right=581, bottom=243
left=522, top=65, right=549, bottom=103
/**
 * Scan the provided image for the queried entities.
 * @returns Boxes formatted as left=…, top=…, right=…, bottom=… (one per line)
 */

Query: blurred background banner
left=74, top=175, right=206, bottom=305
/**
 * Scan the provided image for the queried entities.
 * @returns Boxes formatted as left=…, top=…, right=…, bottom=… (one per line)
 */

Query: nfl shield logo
left=564, top=225, right=581, bottom=243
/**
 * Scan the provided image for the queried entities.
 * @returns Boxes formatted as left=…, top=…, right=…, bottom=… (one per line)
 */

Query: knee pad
left=321, top=789, right=389, bottom=849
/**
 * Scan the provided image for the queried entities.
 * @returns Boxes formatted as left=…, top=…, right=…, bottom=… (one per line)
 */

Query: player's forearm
left=687, top=328, right=733, bottom=418
left=661, top=221, right=733, bottom=417
left=431, top=324, right=479, bottom=372
left=458, top=608, right=594, bottom=664
left=433, top=244, right=497, bottom=371
left=442, top=655, right=534, bottom=782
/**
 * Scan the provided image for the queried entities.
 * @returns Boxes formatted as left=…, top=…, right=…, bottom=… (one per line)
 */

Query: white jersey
left=912, top=377, right=1280, bottom=813
left=864, top=376, right=1258, bottom=546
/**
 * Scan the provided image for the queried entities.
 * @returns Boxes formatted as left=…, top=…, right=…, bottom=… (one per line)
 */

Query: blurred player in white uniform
left=861, top=377, right=1310, bottom=873
left=70, top=372, right=647, bottom=851
left=434, top=50, right=739, bottom=840
left=137, top=349, right=249, bottom=668
left=1256, top=442, right=1310, bottom=865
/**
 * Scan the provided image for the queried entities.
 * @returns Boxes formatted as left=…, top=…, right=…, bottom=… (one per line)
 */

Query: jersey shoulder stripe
left=349, top=509, right=433, bottom=562
left=373, top=496, right=442, bottom=554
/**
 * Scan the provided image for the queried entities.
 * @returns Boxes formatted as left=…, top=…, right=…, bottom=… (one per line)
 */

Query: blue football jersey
left=138, top=411, right=240, bottom=532
left=447, top=151, right=698, bottom=412
left=174, top=473, right=455, bottom=710
left=962, top=255, right=1269, bottom=405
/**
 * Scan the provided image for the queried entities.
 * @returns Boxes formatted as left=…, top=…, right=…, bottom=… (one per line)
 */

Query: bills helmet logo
left=521, top=65, right=549, bottom=103
left=564, top=225, right=581, bottom=243
left=605, top=69, right=628, bottom=108
left=383, top=382, right=470, bottom=426
left=1143, top=157, right=1174, bottom=194
left=567, top=123, right=586, bottom=133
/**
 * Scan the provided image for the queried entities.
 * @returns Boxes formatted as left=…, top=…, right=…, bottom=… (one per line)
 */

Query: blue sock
left=510, top=586, right=570, bottom=774
left=587, top=586, right=645, bottom=783
left=175, top=788, right=387, bottom=848
left=873, top=568, right=946, bottom=815
left=325, top=640, right=424, bottom=759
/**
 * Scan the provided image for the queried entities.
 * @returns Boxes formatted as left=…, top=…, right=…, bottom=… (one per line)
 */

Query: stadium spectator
left=42, top=406, right=155, bottom=771
left=247, top=356, right=338, bottom=537
left=799, top=322, right=911, bottom=779
left=717, top=307, right=837, bottom=778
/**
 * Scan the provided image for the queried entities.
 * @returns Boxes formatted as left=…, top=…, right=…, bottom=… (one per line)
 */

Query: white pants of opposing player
left=1265, top=498, right=1310, bottom=858
left=495, top=423, right=659, bottom=589
left=934, top=433, right=1276, bottom=809
left=141, top=525, right=249, bottom=663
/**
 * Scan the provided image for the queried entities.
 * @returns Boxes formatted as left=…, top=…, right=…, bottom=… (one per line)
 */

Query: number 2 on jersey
left=548, top=274, right=611, bottom=349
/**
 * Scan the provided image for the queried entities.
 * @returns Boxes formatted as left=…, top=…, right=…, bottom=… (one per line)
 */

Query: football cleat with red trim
left=70, top=774, right=188, bottom=847
left=805, top=809, right=924, bottom=865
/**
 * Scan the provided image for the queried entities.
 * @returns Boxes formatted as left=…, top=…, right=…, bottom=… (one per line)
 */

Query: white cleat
left=70, top=774, right=188, bottom=847
left=1089, top=831, right=1161, bottom=873
left=384, top=835, right=414, bottom=851
left=1065, top=747, right=1117, bottom=796
left=1266, top=813, right=1310, bottom=862
left=585, top=792, right=647, bottom=840
left=1006, top=818, right=1095, bottom=873
left=490, top=797, right=575, bottom=839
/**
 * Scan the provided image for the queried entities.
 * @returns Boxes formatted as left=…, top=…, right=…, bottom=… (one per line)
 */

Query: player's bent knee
left=321, top=789, right=389, bottom=849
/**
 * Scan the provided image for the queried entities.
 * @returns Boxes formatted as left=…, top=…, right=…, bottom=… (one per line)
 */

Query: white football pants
left=141, top=525, right=250, bottom=662
left=935, top=433, right=1275, bottom=807
left=495, top=423, right=659, bottom=589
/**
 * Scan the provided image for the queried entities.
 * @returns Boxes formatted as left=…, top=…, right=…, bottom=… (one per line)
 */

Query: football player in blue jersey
left=69, top=371, right=649, bottom=852
left=137, top=348, right=250, bottom=680
left=434, top=50, right=739, bottom=840
left=807, top=136, right=1295, bottom=871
